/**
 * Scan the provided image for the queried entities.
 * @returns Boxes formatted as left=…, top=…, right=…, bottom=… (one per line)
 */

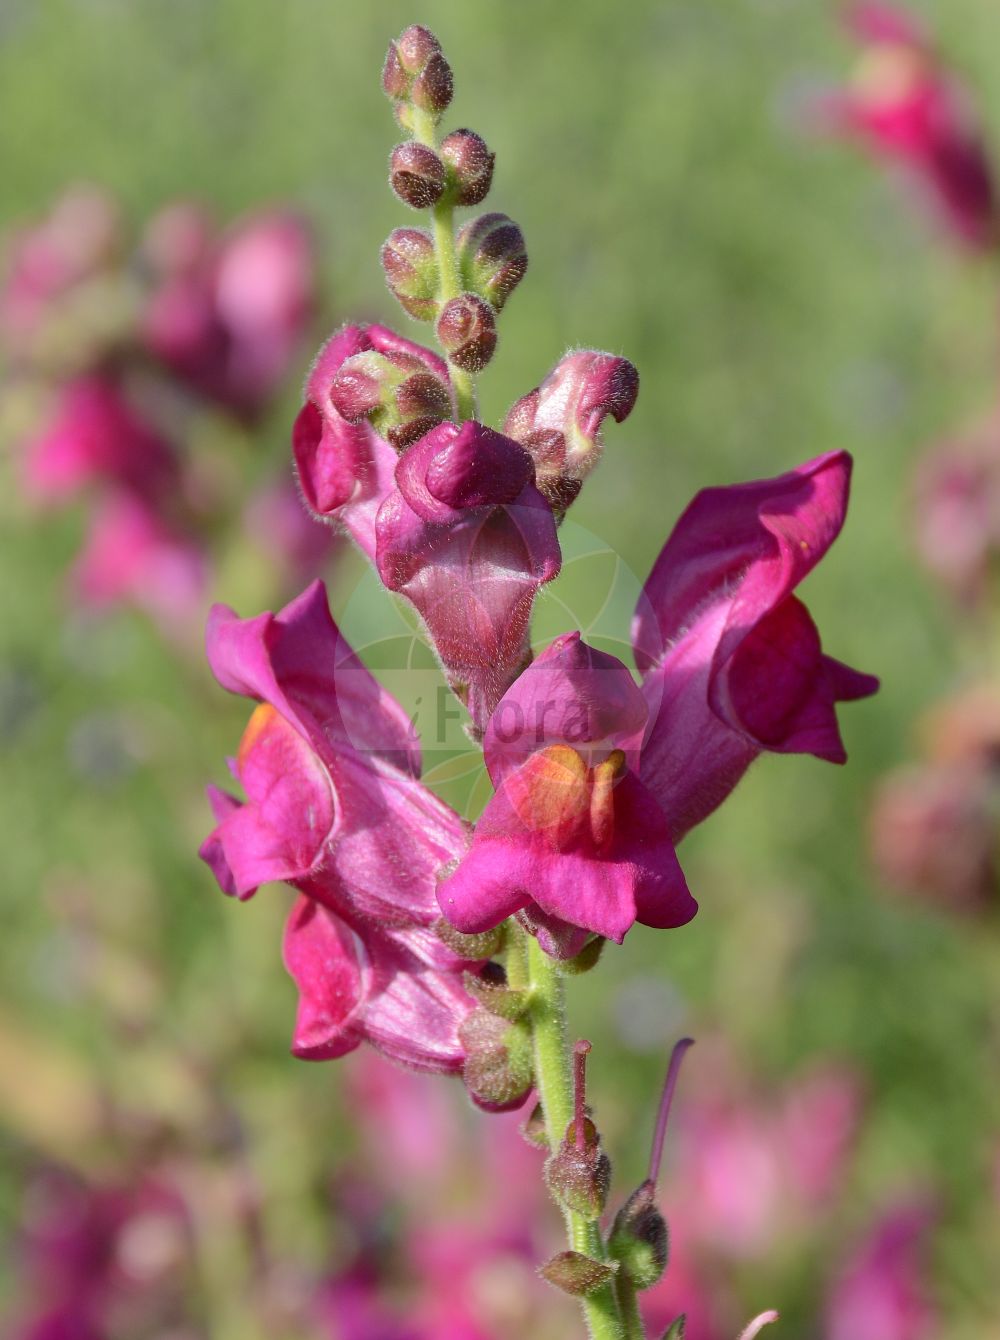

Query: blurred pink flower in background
left=71, top=490, right=208, bottom=635
left=912, top=413, right=1000, bottom=607
left=870, top=682, right=1000, bottom=912
left=870, top=760, right=999, bottom=911
left=826, top=1201, right=938, bottom=1340
left=0, top=184, right=126, bottom=363
left=2, top=186, right=322, bottom=637
left=670, top=1060, right=863, bottom=1261
left=142, top=205, right=316, bottom=422
left=244, top=476, right=341, bottom=589
left=829, top=3, right=998, bottom=250
left=9, top=1164, right=193, bottom=1340
left=21, top=375, right=180, bottom=507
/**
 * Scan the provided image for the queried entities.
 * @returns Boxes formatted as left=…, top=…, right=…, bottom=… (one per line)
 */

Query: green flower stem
left=410, top=106, right=478, bottom=422
left=525, top=931, right=626, bottom=1340
left=615, top=1273, right=647, bottom=1340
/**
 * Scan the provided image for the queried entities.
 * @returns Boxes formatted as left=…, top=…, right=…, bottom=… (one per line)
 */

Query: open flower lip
left=633, top=449, right=879, bottom=842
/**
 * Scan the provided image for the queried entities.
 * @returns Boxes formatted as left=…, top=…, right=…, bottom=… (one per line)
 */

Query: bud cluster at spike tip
left=201, top=19, right=878, bottom=1128
left=382, top=25, right=453, bottom=126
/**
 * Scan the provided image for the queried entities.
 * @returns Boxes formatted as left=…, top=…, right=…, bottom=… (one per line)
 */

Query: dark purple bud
left=436, top=292, right=497, bottom=372
left=381, top=228, right=440, bottom=322
left=382, top=43, right=410, bottom=100
left=383, top=25, right=442, bottom=98
left=382, top=28, right=452, bottom=126
left=456, top=212, right=528, bottom=312
left=329, top=350, right=451, bottom=450
left=608, top=1179, right=669, bottom=1290
left=412, top=50, right=454, bottom=116
left=396, top=24, right=441, bottom=73
left=540, top=1251, right=617, bottom=1297
left=440, top=128, right=495, bottom=206
left=544, top=1041, right=611, bottom=1220
left=390, top=142, right=446, bottom=210
left=433, top=915, right=505, bottom=959
left=459, top=1007, right=533, bottom=1111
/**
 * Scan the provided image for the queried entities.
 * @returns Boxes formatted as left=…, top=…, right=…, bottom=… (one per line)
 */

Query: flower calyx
left=608, top=1178, right=669, bottom=1290
left=459, top=1005, right=533, bottom=1112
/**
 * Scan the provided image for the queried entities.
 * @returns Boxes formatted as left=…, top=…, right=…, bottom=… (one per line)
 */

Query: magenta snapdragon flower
left=199, top=580, right=484, bottom=1073
left=438, top=631, right=695, bottom=951
left=633, top=449, right=879, bottom=842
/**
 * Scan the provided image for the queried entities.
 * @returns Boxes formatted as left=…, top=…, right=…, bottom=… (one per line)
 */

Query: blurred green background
left=2, top=1, right=1000, bottom=1336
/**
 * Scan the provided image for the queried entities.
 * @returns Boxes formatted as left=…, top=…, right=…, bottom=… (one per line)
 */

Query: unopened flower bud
left=456, top=212, right=528, bottom=312
left=433, top=915, right=505, bottom=959
left=503, top=351, right=639, bottom=512
left=540, top=1251, right=617, bottom=1297
left=459, top=1007, right=533, bottom=1111
left=329, top=350, right=451, bottom=449
left=609, top=1179, right=669, bottom=1290
left=396, top=24, right=441, bottom=73
left=440, top=129, right=495, bottom=206
left=545, top=1041, right=611, bottom=1220
left=662, top=1317, right=687, bottom=1340
left=381, top=228, right=440, bottom=322
left=412, top=50, right=454, bottom=117
left=390, top=142, right=446, bottom=210
left=383, top=27, right=451, bottom=104
left=437, top=293, right=497, bottom=372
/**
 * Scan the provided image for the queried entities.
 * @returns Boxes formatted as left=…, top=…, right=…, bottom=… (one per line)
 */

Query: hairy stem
left=615, top=1273, right=646, bottom=1339
left=410, top=107, right=478, bottom=421
left=525, top=932, right=625, bottom=1340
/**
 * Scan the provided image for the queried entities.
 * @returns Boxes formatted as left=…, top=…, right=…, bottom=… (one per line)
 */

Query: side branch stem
left=525, top=932, right=626, bottom=1340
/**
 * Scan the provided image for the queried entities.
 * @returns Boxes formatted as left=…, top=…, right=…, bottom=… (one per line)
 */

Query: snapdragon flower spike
left=375, top=420, right=561, bottom=732
left=437, top=631, right=696, bottom=950
left=830, top=3, right=998, bottom=251
left=293, top=323, right=452, bottom=561
left=633, top=451, right=879, bottom=843
left=283, top=894, right=475, bottom=1072
left=504, top=350, right=639, bottom=513
left=198, top=579, right=471, bottom=930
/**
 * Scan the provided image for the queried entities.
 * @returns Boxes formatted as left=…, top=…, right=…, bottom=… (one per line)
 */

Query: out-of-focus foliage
left=2, top=1, right=1000, bottom=1336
